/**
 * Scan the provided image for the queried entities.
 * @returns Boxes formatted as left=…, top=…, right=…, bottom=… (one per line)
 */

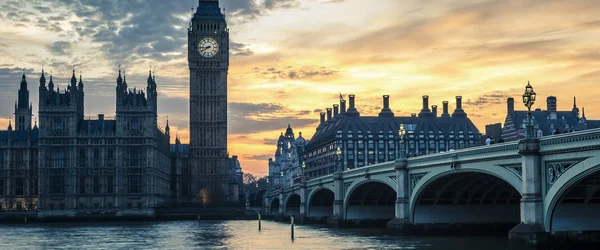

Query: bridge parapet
left=539, top=128, right=600, bottom=154
left=408, top=141, right=520, bottom=169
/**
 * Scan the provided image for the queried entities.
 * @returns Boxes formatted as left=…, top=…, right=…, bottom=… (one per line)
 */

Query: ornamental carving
left=410, top=173, right=426, bottom=194
left=546, top=161, right=579, bottom=187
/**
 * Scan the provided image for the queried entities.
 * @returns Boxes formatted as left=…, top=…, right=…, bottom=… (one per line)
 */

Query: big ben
left=188, top=0, right=229, bottom=206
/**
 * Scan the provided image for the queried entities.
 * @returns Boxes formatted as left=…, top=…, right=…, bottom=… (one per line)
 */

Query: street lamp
left=398, top=123, right=407, bottom=159
left=302, top=161, right=306, bottom=181
left=336, top=146, right=342, bottom=172
left=522, top=81, right=536, bottom=139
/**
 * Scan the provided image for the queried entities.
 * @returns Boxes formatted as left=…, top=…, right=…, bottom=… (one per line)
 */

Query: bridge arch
left=307, top=188, right=334, bottom=218
left=545, top=161, right=600, bottom=232
left=344, top=180, right=397, bottom=221
left=410, top=167, right=521, bottom=225
left=284, top=193, right=301, bottom=217
left=270, top=198, right=280, bottom=215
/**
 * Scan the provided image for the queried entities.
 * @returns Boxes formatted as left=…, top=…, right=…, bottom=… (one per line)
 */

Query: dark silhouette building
left=501, top=96, right=600, bottom=141
left=304, top=95, right=483, bottom=178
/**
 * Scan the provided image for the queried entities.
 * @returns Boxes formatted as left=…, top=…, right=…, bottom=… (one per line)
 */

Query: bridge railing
left=408, top=141, right=520, bottom=168
left=539, top=127, right=600, bottom=154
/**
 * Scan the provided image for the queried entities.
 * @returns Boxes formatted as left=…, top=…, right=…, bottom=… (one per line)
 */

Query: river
left=0, top=220, right=509, bottom=249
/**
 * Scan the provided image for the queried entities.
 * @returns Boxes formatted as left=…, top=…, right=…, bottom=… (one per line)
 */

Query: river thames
left=0, top=220, right=510, bottom=249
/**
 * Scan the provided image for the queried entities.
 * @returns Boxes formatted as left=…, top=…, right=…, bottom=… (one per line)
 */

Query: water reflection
left=0, top=220, right=508, bottom=249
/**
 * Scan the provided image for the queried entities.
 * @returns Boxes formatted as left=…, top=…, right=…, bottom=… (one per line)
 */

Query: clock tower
left=188, top=0, right=229, bottom=206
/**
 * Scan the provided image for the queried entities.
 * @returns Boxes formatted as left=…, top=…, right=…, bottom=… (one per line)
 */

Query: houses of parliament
left=0, top=68, right=241, bottom=217
left=0, top=0, right=242, bottom=216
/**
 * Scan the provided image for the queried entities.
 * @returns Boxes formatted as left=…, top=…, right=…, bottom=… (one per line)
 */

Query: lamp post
left=301, top=161, right=306, bottom=182
left=266, top=176, right=269, bottom=191
left=398, top=123, right=407, bottom=159
left=522, top=82, right=537, bottom=139
left=336, top=146, right=342, bottom=172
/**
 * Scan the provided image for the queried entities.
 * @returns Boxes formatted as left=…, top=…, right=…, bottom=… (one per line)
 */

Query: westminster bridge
left=265, top=128, right=600, bottom=245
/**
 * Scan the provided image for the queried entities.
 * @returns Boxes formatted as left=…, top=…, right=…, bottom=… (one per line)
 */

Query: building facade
left=0, top=73, right=38, bottom=211
left=268, top=125, right=308, bottom=189
left=35, top=69, right=171, bottom=217
left=187, top=0, right=230, bottom=205
left=304, top=95, right=483, bottom=179
left=501, top=96, right=600, bottom=141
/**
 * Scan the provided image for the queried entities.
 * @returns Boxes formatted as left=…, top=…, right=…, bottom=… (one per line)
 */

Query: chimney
left=319, top=112, right=325, bottom=124
left=340, top=99, right=346, bottom=113
left=507, top=97, right=515, bottom=114
left=422, top=95, right=430, bottom=111
left=98, top=114, right=104, bottom=121
left=411, top=113, right=417, bottom=117
left=378, top=95, right=394, bottom=117
left=441, top=101, right=450, bottom=118
left=346, top=94, right=360, bottom=116
left=333, top=104, right=339, bottom=116
left=432, top=105, right=438, bottom=117
left=452, top=96, right=467, bottom=118
left=546, top=96, right=557, bottom=112
left=418, top=95, right=433, bottom=117
left=326, top=108, right=332, bottom=121
left=383, top=95, right=390, bottom=109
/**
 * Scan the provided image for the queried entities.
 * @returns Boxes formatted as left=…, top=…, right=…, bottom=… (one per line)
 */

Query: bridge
left=265, top=128, right=600, bottom=245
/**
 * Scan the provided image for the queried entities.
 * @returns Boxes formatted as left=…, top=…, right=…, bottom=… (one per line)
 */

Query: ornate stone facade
left=0, top=73, right=38, bottom=211
left=268, top=125, right=308, bottom=189
left=187, top=0, right=230, bottom=205
left=35, top=69, right=171, bottom=217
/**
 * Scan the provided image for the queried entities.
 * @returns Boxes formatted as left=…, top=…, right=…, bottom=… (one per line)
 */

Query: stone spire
left=78, top=71, right=84, bottom=90
left=70, top=68, right=77, bottom=90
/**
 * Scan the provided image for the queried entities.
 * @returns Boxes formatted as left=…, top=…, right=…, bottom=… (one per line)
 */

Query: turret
left=78, top=72, right=84, bottom=91
left=70, top=69, right=77, bottom=91
left=15, top=71, right=32, bottom=131
left=165, top=118, right=170, bottom=136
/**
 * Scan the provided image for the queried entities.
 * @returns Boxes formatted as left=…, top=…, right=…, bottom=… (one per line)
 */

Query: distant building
left=170, top=139, right=243, bottom=207
left=501, top=96, right=600, bottom=141
left=170, top=137, right=191, bottom=207
left=485, top=123, right=502, bottom=141
left=0, top=73, right=38, bottom=211
left=35, top=69, right=172, bottom=216
left=304, top=95, right=483, bottom=179
left=268, top=125, right=308, bottom=189
left=227, top=155, right=243, bottom=205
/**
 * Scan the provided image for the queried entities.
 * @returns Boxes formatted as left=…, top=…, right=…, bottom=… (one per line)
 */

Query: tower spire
left=70, top=68, right=77, bottom=89
left=78, top=70, right=84, bottom=89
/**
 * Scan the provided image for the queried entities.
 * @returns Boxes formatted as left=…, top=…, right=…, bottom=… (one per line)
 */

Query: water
left=0, top=220, right=509, bottom=249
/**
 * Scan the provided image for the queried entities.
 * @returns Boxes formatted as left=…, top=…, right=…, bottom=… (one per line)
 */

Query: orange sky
left=1, top=0, right=600, bottom=176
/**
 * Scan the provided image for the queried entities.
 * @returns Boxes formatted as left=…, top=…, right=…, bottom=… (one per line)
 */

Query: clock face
left=198, top=37, right=219, bottom=58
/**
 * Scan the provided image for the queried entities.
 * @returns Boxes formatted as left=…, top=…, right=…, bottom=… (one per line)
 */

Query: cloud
left=229, top=102, right=317, bottom=134
left=464, top=93, right=513, bottom=107
left=46, top=41, right=73, bottom=56
left=253, top=65, right=339, bottom=80
left=243, top=154, right=272, bottom=161
left=230, top=42, right=254, bottom=57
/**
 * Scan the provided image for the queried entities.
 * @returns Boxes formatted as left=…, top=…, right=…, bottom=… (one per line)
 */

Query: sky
left=1, top=0, right=600, bottom=176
